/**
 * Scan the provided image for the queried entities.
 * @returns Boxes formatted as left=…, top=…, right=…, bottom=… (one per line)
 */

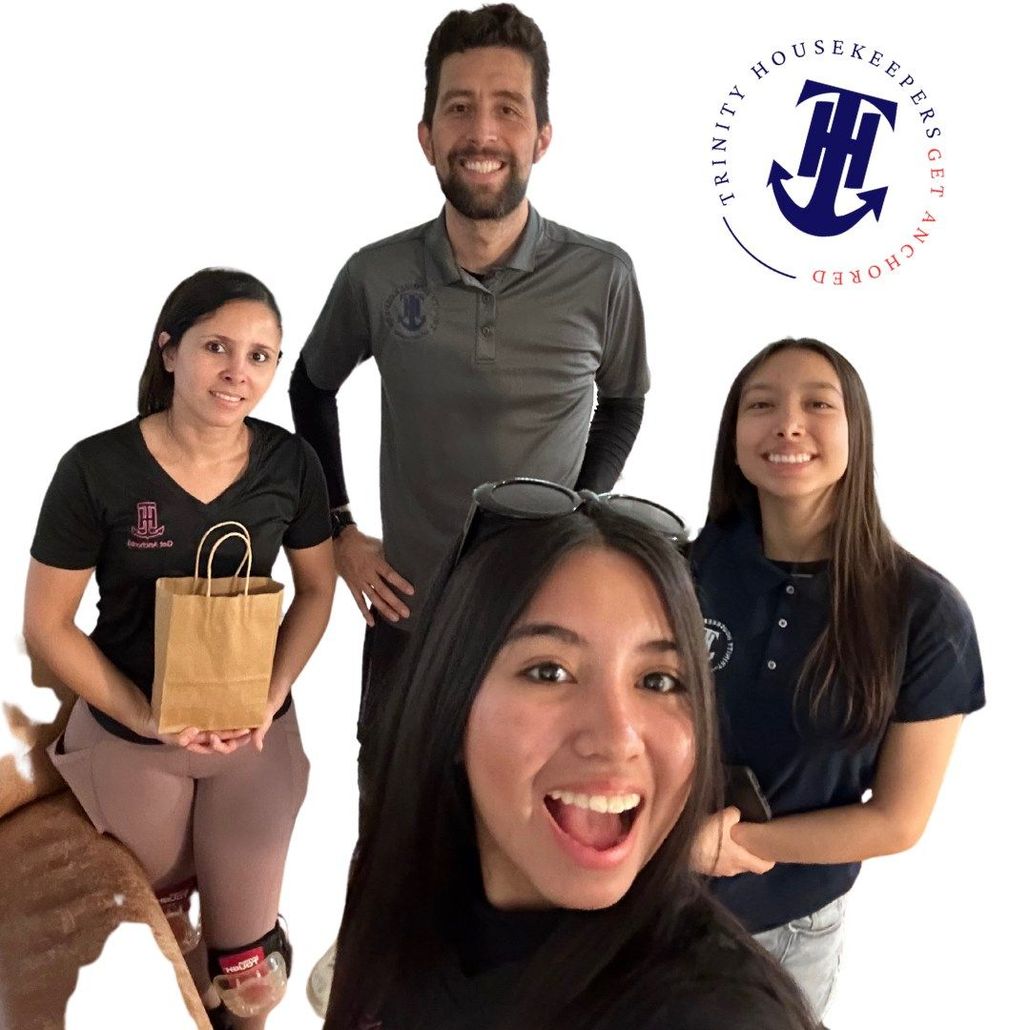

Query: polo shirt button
left=785, top=584, right=796, bottom=595
left=767, top=660, right=777, bottom=670
left=778, top=618, right=788, bottom=628
left=480, top=325, right=494, bottom=337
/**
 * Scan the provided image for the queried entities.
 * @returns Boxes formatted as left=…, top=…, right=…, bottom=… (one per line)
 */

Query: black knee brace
left=208, top=918, right=292, bottom=1018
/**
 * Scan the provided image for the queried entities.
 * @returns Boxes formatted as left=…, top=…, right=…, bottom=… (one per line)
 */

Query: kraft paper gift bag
left=152, top=521, right=283, bottom=733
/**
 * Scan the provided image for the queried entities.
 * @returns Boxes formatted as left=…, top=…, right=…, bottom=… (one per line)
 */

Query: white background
left=1, top=1, right=1023, bottom=1026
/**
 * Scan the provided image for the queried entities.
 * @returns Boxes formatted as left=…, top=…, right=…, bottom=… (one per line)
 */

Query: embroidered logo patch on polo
left=703, top=618, right=734, bottom=671
left=384, top=283, right=439, bottom=340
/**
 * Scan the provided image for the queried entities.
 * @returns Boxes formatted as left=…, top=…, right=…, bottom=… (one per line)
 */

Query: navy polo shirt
left=691, top=514, right=985, bottom=933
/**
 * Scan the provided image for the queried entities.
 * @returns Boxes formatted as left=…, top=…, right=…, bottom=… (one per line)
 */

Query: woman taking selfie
left=690, top=339, right=984, bottom=1019
left=325, top=480, right=815, bottom=1030
left=23, top=268, right=335, bottom=1029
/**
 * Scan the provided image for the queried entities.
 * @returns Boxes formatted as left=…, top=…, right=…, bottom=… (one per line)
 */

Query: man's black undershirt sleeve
left=574, top=397, right=645, bottom=494
left=289, top=355, right=349, bottom=509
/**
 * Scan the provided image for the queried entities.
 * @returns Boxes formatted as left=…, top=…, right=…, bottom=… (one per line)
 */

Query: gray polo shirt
left=301, top=206, right=649, bottom=622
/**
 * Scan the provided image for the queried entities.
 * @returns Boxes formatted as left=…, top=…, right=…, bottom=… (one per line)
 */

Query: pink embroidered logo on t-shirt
left=132, top=501, right=165, bottom=539
left=127, top=501, right=174, bottom=549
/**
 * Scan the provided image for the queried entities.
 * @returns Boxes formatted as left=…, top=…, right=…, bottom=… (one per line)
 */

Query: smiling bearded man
left=289, top=6, right=652, bottom=1014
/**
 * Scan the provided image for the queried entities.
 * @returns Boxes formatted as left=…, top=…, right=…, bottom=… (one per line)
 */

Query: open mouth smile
left=211, top=391, right=244, bottom=404
left=459, top=157, right=504, bottom=174
left=764, top=452, right=813, bottom=464
left=451, top=149, right=511, bottom=179
left=543, top=790, right=642, bottom=861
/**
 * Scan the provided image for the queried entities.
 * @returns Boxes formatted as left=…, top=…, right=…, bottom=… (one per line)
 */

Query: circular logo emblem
left=384, top=283, right=439, bottom=340
left=709, top=37, right=945, bottom=285
left=703, top=618, right=734, bottom=672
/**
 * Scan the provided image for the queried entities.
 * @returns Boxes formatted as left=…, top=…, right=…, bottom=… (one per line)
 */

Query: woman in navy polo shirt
left=690, top=338, right=984, bottom=1020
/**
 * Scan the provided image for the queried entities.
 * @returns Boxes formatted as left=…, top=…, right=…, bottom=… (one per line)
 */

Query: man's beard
left=438, top=150, right=529, bottom=220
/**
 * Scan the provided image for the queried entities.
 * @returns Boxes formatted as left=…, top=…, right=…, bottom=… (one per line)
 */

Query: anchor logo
left=132, top=501, right=165, bottom=539
left=702, top=618, right=734, bottom=671
left=386, top=284, right=438, bottom=339
left=768, top=80, right=898, bottom=238
left=398, top=292, right=426, bottom=333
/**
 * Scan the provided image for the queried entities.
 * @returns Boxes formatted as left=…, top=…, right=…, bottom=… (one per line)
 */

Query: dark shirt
left=289, top=356, right=644, bottom=508
left=372, top=893, right=807, bottom=1030
left=294, top=206, right=649, bottom=622
left=691, top=515, right=985, bottom=931
left=30, top=418, right=330, bottom=743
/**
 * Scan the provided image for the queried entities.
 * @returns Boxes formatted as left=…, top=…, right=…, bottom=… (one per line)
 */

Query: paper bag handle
left=201, top=532, right=254, bottom=596
left=193, top=521, right=252, bottom=579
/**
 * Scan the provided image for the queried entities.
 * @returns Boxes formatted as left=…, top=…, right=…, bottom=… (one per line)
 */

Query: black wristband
left=329, top=507, right=355, bottom=539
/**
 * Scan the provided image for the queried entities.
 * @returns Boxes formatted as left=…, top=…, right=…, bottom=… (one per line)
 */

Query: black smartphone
left=725, top=765, right=772, bottom=823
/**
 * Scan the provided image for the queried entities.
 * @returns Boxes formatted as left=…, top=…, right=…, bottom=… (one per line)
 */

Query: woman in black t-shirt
left=25, top=269, right=335, bottom=1029
left=324, top=487, right=816, bottom=1030
left=690, top=339, right=984, bottom=1020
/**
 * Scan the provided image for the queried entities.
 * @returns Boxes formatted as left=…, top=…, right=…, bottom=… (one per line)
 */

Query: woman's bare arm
left=731, top=715, right=964, bottom=864
left=23, top=558, right=250, bottom=753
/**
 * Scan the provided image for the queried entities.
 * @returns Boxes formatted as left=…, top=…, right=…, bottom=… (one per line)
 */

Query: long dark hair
left=326, top=505, right=814, bottom=1029
left=708, top=338, right=906, bottom=745
left=137, top=268, right=281, bottom=416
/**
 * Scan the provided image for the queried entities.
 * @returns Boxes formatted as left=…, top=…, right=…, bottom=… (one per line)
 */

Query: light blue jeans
left=753, top=895, right=846, bottom=1021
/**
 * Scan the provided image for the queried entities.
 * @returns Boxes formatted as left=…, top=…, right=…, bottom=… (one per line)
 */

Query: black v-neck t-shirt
left=31, top=417, right=330, bottom=743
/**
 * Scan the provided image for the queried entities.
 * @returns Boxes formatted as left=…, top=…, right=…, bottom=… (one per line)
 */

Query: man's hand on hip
left=333, top=527, right=415, bottom=626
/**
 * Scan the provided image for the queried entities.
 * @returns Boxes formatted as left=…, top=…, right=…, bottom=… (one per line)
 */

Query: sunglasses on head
left=455, top=478, right=690, bottom=569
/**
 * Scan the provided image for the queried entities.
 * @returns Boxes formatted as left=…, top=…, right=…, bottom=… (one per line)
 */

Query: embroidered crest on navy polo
left=703, top=617, right=734, bottom=671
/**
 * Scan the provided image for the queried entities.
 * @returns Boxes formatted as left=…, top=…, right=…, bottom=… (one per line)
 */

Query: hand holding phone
left=725, top=765, right=772, bottom=823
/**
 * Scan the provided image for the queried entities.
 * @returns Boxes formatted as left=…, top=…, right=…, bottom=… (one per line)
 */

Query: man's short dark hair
left=422, top=4, right=550, bottom=127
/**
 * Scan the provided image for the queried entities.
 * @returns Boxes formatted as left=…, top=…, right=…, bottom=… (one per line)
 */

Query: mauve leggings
left=53, top=698, right=310, bottom=951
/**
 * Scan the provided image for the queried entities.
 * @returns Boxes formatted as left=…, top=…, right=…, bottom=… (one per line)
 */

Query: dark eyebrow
left=742, top=380, right=841, bottom=395
left=439, top=88, right=528, bottom=105
left=505, top=622, right=583, bottom=646
left=504, top=623, right=680, bottom=655
left=639, top=639, right=680, bottom=655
